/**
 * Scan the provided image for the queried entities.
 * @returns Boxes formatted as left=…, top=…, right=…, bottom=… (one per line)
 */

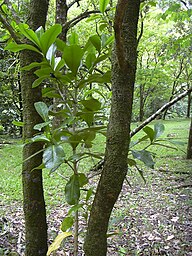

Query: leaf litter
left=0, top=165, right=192, bottom=256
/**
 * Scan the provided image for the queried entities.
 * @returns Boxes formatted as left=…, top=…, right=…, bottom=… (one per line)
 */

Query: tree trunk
left=84, top=1, right=140, bottom=255
left=187, top=117, right=192, bottom=159
left=20, top=0, right=49, bottom=255
left=139, top=84, right=145, bottom=121
left=187, top=91, right=191, bottom=118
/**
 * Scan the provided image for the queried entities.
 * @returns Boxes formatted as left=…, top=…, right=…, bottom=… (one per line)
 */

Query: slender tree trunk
left=187, top=117, right=192, bottom=159
left=20, top=0, right=49, bottom=255
left=84, top=1, right=140, bottom=255
left=187, top=91, right=191, bottom=118
left=139, top=84, right=144, bottom=121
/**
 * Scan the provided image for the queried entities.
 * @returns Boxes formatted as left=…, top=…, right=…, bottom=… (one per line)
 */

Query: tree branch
left=90, top=87, right=192, bottom=172
left=68, top=0, right=82, bottom=9
left=137, top=12, right=144, bottom=46
left=131, top=87, right=192, bottom=137
left=0, top=4, right=20, bottom=43
left=63, top=9, right=100, bottom=32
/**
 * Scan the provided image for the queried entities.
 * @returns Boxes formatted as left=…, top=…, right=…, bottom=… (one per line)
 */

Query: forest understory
left=0, top=158, right=192, bottom=256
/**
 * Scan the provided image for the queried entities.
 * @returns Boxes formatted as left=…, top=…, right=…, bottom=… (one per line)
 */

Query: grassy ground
left=0, top=118, right=191, bottom=255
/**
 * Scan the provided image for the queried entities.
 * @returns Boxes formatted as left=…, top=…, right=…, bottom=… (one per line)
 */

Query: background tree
left=187, top=117, right=192, bottom=159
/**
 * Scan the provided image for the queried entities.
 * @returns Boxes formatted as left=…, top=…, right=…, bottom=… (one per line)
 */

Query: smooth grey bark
left=20, top=0, right=49, bottom=255
left=84, top=1, right=140, bottom=255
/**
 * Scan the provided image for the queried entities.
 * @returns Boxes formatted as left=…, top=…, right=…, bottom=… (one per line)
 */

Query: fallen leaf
left=166, top=235, right=174, bottom=241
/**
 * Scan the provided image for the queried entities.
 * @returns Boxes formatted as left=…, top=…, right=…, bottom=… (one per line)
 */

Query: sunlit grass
left=0, top=118, right=191, bottom=212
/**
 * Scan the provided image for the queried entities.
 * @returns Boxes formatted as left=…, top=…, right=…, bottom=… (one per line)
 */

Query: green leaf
left=68, top=134, right=82, bottom=150
left=78, top=110, right=94, bottom=127
left=21, top=61, right=43, bottom=71
left=78, top=173, right=88, bottom=187
left=154, top=123, right=165, bottom=139
left=61, top=216, right=74, bottom=232
left=143, top=126, right=155, bottom=143
left=35, top=26, right=44, bottom=40
left=46, top=232, right=72, bottom=256
left=63, top=44, right=84, bottom=75
left=132, top=150, right=155, bottom=168
left=18, top=23, right=40, bottom=47
left=102, top=35, right=114, bottom=48
left=40, top=24, right=62, bottom=55
left=65, top=175, right=80, bottom=205
left=12, top=120, right=24, bottom=127
left=81, top=98, right=101, bottom=111
left=34, top=101, right=49, bottom=122
left=89, top=35, right=101, bottom=52
left=43, top=145, right=65, bottom=169
left=34, top=67, right=52, bottom=77
left=4, top=42, right=41, bottom=54
left=68, top=204, right=84, bottom=215
left=42, top=88, right=61, bottom=98
left=83, top=72, right=111, bottom=84
left=33, top=121, right=51, bottom=131
left=86, top=52, right=96, bottom=69
left=99, top=0, right=110, bottom=14
left=46, top=43, right=56, bottom=65
left=32, top=76, right=49, bottom=88
left=69, top=32, right=79, bottom=45
left=31, top=134, right=50, bottom=143
left=86, top=188, right=94, bottom=202
left=93, top=53, right=109, bottom=65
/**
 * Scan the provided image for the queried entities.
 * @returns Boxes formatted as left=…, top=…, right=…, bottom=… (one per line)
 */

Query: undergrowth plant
left=5, top=22, right=185, bottom=255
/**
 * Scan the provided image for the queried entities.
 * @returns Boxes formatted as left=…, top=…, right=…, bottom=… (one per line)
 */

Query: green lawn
left=0, top=118, right=190, bottom=208
left=0, top=118, right=191, bottom=255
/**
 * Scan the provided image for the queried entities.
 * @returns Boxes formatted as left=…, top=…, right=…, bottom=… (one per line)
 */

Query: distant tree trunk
left=163, top=58, right=184, bottom=120
left=20, top=0, right=49, bottom=255
left=84, top=1, right=140, bottom=255
left=187, top=90, right=191, bottom=118
left=56, top=0, right=68, bottom=41
left=139, top=84, right=145, bottom=121
left=187, top=117, right=192, bottom=159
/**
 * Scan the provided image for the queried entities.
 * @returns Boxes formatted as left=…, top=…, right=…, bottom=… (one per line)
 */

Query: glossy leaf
left=40, top=24, right=62, bottom=55
left=32, top=76, right=49, bottom=88
left=99, top=0, right=110, bottom=14
left=68, top=204, right=84, bottom=215
left=21, top=61, right=44, bottom=71
left=61, top=216, right=74, bottom=232
left=154, top=123, right=165, bottom=139
left=35, top=26, right=44, bottom=40
left=18, top=23, right=40, bottom=47
left=81, top=98, right=101, bottom=111
left=65, top=174, right=80, bottom=205
left=43, top=145, right=65, bottom=169
left=46, top=232, right=72, bottom=256
left=33, top=121, right=51, bottom=131
left=78, top=173, right=88, bottom=187
left=4, top=42, right=41, bottom=54
left=34, top=102, right=49, bottom=122
left=69, top=32, right=79, bottom=45
left=143, top=126, right=155, bottom=142
left=89, top=35, right=101, bottom=52
left=31, top=134, right=50, bottom=143
left=85, top=52, right=96, bottom=69
left=68, top=134, right=82, bottom=150
left=63, top=45, right=84, bottom=75
left=86, top=188, right=94, bottom=202
left=132, top=150, right=155, bottom=168
left=12, top=120, right=24, bottom=127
